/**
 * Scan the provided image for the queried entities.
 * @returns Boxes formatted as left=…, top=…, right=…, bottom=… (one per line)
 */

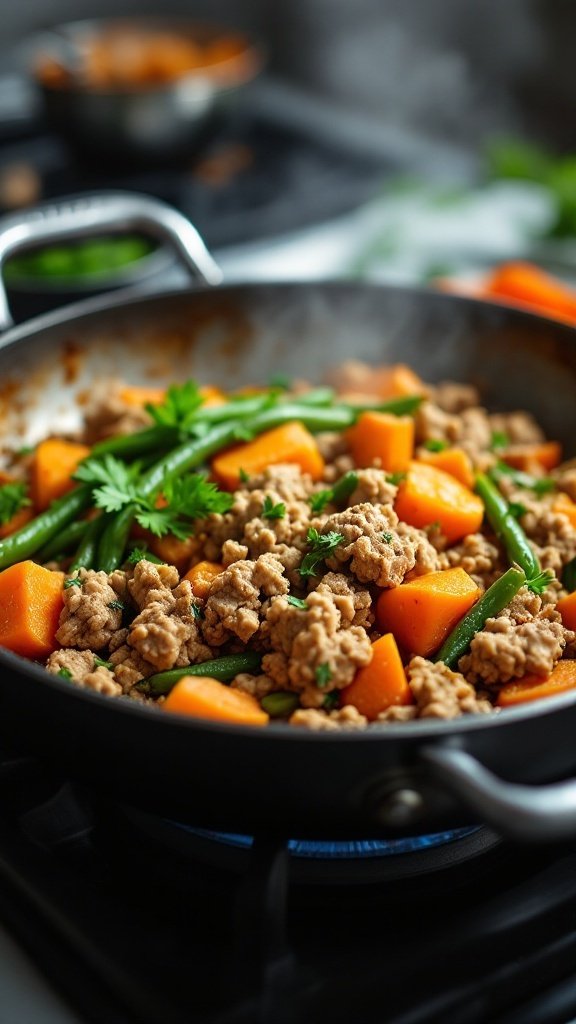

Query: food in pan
left=0, top=364, right=575, bottom=729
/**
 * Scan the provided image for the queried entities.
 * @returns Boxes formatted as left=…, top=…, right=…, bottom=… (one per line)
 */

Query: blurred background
left=1, top=0, right=576, bottom=316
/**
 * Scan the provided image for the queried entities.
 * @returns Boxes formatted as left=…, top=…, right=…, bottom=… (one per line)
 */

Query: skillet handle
left=0, top=191, right=223, bottom=331
left=421, top=745, right=576, bottom=842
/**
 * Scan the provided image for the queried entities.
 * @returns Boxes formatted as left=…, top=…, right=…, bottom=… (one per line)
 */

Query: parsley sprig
left=526, top=569, right=554, bottom=595
left=0, top=481, right=30, bottom=526
left=262, top=496, right=286, bottom=520
left=298, top=528, right=344, bottom=579
left=309, top=471, right=358, bottom=515
left=145, top=380, right=204, bottom=433
left=75, top=455, right=233, bottom=540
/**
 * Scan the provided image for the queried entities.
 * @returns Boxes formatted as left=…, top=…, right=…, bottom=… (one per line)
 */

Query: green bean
left=331, top=470, right=359, bottom=504
left=346, top=395, right=423, bottom=416
left=260, top=692, right=300, bottom=717
left=36, top=518, right=90, bottom=562
left=475, top=472, right=540, bottom=579
left=0, top=485, right=92, bottom=570
left=563, top=556, right=576, bottom=594
left=91, top=425, right=176, bottom=460
left=69, top=515, right=106, bottom=572
left=435, top=566, right=526, bottom=668
left=143, top=652, right=262, bottom=696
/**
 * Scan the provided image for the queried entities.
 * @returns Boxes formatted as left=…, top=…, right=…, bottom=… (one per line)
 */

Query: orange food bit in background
left=0, top=561, right=64, bottom=659
left=340, top=633, right=412, bottom=720
left=376, top=568, right=481, bottom=658
left=499, top=441, right=562, bottom=473
left=163, top=675, right=269, bottom=726
left=484, top=262, right=576, bottom=324
left=31, top=439, right=91, bottom=511
left=183, top=561, right=225, bottom=599
left=553, top=495, right=576, bottom=530
left=394, top=461, right=484, bottom=544
left=346, top=411, right=414, bottom=474
left=376, top=364, right=427, bottom=399
left=497, top=661, right=576, bottom=707
left=556, top=591, right=576, bottom=632
left=212, top=421, right=324, bottom=489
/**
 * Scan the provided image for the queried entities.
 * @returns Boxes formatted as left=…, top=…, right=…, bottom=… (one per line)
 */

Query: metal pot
left=0, top=192, right=576, bottom=844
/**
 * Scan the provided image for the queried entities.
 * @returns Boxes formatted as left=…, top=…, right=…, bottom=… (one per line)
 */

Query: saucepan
left=0, top=192, right=576, bottom=844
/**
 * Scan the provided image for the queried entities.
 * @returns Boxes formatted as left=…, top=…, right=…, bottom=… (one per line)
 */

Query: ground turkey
left=262, top=591, right=372, bottom=708
left=81, top=380, right=151, bottom=443
left=46, top=649, right=121, bottom=696
left=311, top=571, right=374, bottom=628
left=202, top=553, right=288, bottom=646
left=459, top=587, right=572, bottom=686
left=438, top=532, right=504, bottom=589
left=56, top=569, right=124, bottom=651
left=380, top=657, right=493, bottom=720
left=289, top=705, right=369, bottom=730
left=346, top=468, right=398, bottom=507
left=320, top=503, right=421, bottom=587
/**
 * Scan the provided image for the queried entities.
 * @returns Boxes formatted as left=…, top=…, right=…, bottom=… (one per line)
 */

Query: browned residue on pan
left=60, top=339, right=85, bottom=385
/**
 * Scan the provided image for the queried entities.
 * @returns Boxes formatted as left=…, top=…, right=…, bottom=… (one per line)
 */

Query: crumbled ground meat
left=325, top=359, right=384, bottom=397
left=246, top=464, right=315, bottom=503
left=128, top=561, right=180, bottom=610
left=56, top=570, right=123, bottom=651
left=202, top=553, right=288, bottom=646
left=431, top=381, right=480, bottom=413
left=553, top=459, right=576, bottom=502
left=459, top=587, right=572, bottom=686
left=438, top=532, right=504, bottom=589
left=109, top=629, right=156, bottom=693
left=81, top=381, right=151, bottom=443
left=231, top=672, right=278, bottom=698
left=379, top=657, right=492, bottom=720
left=396, top=522, right=442, bottom=575
left=311, top=571, right=374, bottom=628
left=126, top=564, right=212, bottom=671
left=517, top=503, right=576, bottom=575
left=323, top=454, right=356, bottom=483
left=262, top=591, right=372, bottom=707
left=415, top=402, right=492, bottom=457
left=46, top=649, right=121, bottom=696
left=489, top=411, right=545, bottom=445
left=315, top=431, right=350, bottom=464
left=289, top=705, right=369, bottom=730
left=346, top=468, right=398, bottom=507
left=321, top=503, right=418, bottom=587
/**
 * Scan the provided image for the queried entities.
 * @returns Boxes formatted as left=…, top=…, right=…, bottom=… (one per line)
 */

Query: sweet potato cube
left=163, top=675, right=270, bottom=726
left=340, top=633, right=412, bottom=720
left=376, top=567, right=481, bottom=658
left=346, top=411, right=414, bottom=473
left=394, top=460, right=484, bottom=544
left=31, top=439, right=91, bottom=511
left=0, top=561, right=64, bottom=659
left=212, top=421, right=324, bottom=490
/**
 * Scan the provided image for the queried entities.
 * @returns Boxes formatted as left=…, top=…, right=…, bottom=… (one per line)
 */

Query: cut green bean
left=435, top=566, right=526, bottom=668
left=143, top=652, right=262, bottom=696
left=260, top=692, right=300, bottom=717
left=346, top=395, right=423, bottom=416
left=0, top=485, right=93, bottom=570
left=331, top=470, right=359, bottom=504
left=69, top=515, right=105, bottom=572
left=36, top=518, right=90, bottom=562
left=475, top=472, right=540, bottom=580
left=91, top=425, right=176, bottom=460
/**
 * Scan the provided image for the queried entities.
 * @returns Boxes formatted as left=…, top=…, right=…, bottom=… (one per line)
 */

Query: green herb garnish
left=526, top=569, right=554, bottom=595
left=298, top=528, right=345, bottom=579
left=262, top=496, right=286, bottom=520
left=93, top=656, right=113, bottom=671
left=145, top=379, right=204, bottom=432
left=239, top=468, right=250, bottom=484
left=563, top=557, right=576, bottom=594
left=57, top=668, right=73, bottom=680
left=0, top=481, right=30, bottom=526
left=382, top=531, right=393, bottom=543
left=491, top=461, right=556, bottom=496
left=191, top=603, right=204, bottom=621
left=490, top=430, right=509, bottom=451
left=423, top=439, right=448, bottom=452
left=315, top=663, right=332, bottom=688
left=322, top=691, right=340, bottom=711
left=127, top=546, right=164, bottom=565
left=309, top=471, right=358, bottom=514
left=287, top=595, right=308, bottom=610
left=64, top=577, right=82, bottom=589
left=107, top=600, right=125, bottom=611
left=387, top=472, right=407, bottom=486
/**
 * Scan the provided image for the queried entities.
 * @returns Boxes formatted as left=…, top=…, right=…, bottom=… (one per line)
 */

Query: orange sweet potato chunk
left=212, top=421, right=324, bottom=490
left=376, top=567, right=481, bottom=658
left=0, top=561, right=64, bottom=659
left=556, top=591, right=576, bottom=632
left=417, top=447, right=475, bottom=490
left=394, top=460, right=484, bottom=544
left=497, top=661, right=576, bottom=707
left=500, top=441, right=562, bottom=473
left=340, top=633, right=412, bottom=720
left=183, top=561, right=225, bottom=599
left=346, top=411, right=414, bottom=473
left=377, top=364, right=427, bottom=399
left=163, top=675, right=270, bottom=726
left=31, top=439, right=91, bottom=511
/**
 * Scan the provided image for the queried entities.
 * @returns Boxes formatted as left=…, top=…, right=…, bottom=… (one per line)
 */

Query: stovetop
left=1, top=750, right=576, bottom=1024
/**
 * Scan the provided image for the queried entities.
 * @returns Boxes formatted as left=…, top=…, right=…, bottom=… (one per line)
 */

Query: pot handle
left=0, top=191, right=223, bottom=331
left=421, top=745, right=576, bottom=842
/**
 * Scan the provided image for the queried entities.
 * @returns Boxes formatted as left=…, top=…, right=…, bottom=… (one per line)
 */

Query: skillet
left=1, top=192, right=576, bottom=843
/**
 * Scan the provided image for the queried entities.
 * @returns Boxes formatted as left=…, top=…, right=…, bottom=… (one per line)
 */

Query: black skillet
left=0, top=192, right=576, bottom=843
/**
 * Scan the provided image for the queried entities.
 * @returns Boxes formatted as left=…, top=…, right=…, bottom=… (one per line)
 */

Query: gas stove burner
left=120, top=806, right=501, bottom=885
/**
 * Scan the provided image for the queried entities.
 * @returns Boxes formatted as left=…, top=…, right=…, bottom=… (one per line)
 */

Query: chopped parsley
left=239, top=468, right=250, bottom=484
left=382, top=531, right=393, bottom=543
left=563, top=556, right=576, bottom=594
left=145, top=379, right=204, bottom=432
left=93, top=656, right=113, bottom=671
left=423, top=439, right=448, bottom=452
left=298, top=528, right=345, bottom=579
left=75, top=455, right=233, bottom=539
left=526, top=569, right=554, bottom=595
left=322, top=690, right=340, bottom=711
left=309, top=471, right=358, bottom=514
left=315, top=663, right=332, bottom=688
left=107, top=600, right=125, bottom=611
left=386, top=472, right=407, bottom=486
left=0, top=481, right=30, bottom=526
left=57, top=667, right=73, bottom=680
left=287, top=595, right=308, bottom=610
left=64, top=577, right=82, bottom=589
left=490, top=430, right=509, bottom=451
left=15, top=445, right=34, bottom=457
left=127, top=547, right=164, bottom=565
left=191, top=603, right=205, bottom=621
left=262, top=496, right=286, bottom=520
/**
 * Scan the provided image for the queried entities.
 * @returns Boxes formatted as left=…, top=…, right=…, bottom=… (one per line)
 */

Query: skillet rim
left=2, top=278, right=576, bottom=743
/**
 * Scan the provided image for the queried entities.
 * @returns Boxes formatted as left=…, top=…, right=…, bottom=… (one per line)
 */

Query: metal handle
left=0, top=191, right=223, bottom=331
left=422, top=745, right=576, bottom=842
